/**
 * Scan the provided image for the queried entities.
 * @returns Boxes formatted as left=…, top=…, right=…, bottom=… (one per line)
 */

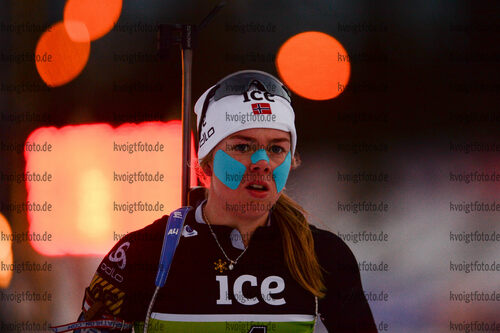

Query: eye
left=233, top=143, right=250, bottom=152
left=268, top=145, right=285, bottom=154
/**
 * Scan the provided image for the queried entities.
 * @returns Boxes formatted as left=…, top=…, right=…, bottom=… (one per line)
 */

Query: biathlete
left=54, top=70, right=377, bottom=333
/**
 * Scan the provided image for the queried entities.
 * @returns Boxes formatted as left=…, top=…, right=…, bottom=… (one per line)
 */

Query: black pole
left=181, top=25, right=193, bottom=207
left=158, top=2, right=226, bottom=207
left=198, top=1, right=227, bottom=31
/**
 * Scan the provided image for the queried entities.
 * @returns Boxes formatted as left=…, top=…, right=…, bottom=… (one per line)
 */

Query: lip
left=244, top=180, right=271, bottom=198
left=246, top=187, right=270, bottom=198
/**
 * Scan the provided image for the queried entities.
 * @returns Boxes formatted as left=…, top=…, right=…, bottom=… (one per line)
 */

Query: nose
left=249, top=159, right=270, bottom=173
left=249, top=149, right=270, bottom=173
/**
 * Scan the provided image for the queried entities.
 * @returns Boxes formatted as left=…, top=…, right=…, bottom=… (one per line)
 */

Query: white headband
left=194, top=85, right=297, bottom=160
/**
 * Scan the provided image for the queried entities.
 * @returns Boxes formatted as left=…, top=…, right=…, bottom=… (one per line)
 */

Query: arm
left=51, top=269, right=134, bottom=333
left=68, top=217, right=167, bottom=333
left=314, top=228, right=378, bottom=332
left=70, top=236, right=138, bottom=333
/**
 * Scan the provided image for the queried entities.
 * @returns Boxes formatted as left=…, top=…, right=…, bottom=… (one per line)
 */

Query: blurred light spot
left=35, top=22, right=90, bottom=87
left=64, top=20, right=90, bottom=43
left=77, top=169, right=111, bottom=240
left=276, top=31, right=351, bottom=100
left=0, top=213, right=13, bottom=288
left=25, top=121, right=197, bottom=256
left=64, top=0, right=122, bottom=41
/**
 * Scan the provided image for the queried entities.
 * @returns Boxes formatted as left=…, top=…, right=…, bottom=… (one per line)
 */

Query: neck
left=203, top=195, right=269, bottom=247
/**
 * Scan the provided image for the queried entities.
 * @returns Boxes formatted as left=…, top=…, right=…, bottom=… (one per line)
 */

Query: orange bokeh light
left=0, top=213, right=13, bottom=288
left=64, top=0, right=122, bottom=42
left=25, top=121, right=197, bottom=256
left=276, top=31, right=351, bottom=100
left=35, top=22, right=90, bottom=87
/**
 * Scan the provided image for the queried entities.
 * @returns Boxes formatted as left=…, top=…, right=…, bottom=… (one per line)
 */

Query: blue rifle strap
left=155, top=206, right=192, bottom=288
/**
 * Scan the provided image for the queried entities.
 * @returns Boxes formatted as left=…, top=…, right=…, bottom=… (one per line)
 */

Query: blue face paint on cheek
left=273, top=151, right=291, bottom=193
left=213, top=149, right=247, bottom=190
left=250, top=149, right=270, bottom=164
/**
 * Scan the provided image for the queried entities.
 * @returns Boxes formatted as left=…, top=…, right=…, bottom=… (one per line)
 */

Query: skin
left=202, top=128, right=294, bottom=247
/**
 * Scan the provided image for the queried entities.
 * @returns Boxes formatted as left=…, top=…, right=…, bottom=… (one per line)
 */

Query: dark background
left=0, top=1, right=499, bottom=332
left=2, top=1, right=498, bottom=144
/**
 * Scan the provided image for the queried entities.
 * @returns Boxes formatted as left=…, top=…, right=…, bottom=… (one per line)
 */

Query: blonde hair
left=196, top=149, right=326, bottom=298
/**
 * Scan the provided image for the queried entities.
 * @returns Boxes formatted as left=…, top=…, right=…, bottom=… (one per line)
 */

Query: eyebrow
left=228, top=134, right=290, bottom=144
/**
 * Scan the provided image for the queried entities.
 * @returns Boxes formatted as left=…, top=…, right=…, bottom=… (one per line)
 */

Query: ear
left=290, top=151, right=301, bottom=169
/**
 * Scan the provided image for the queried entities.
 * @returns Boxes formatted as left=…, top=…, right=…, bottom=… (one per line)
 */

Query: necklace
left=202, top=204, right=248, bottom=271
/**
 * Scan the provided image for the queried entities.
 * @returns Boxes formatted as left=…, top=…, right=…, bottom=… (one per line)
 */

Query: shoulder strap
left=143, top=206, right=192, bottom=333
left=155, top=206, right=192, bottom=287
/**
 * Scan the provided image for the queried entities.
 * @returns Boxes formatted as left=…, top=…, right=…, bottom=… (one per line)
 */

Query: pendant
left=214, top=259, right=229, bottom=273
left=229, top=263, right=234, bottom=270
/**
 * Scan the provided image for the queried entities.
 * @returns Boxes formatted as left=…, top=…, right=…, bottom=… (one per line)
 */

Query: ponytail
left=272, top=193, right=326, bottom=298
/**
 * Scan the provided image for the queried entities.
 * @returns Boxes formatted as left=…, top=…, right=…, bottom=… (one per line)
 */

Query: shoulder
left=309, top=224, right=354, bottom=257
left=309, top=224, right=359, bottom=273
left=126, top=214, right=170, bottom=241
left=105, top=214, right=169, bottom=263
left=83, top=214, right=172, bottom=321
left=96, top=214, right=170, bottom=281
left=108, top=206, right=198, bottom=266
left=111, top=208, right=197, bottom=261
left=84, top=209, right=200, bottom=318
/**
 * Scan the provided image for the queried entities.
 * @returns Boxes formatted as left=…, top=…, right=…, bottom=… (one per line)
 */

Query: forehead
left=226, top=128, right=290, bottom=142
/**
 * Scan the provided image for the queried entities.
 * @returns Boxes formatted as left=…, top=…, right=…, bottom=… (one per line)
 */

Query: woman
left=58, top=70, right=377, bottom=332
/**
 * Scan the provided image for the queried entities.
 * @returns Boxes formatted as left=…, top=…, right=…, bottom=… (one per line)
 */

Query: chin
left=224, top=193, right=276, bottom=217
left=212, top=179, right=279, bottom=216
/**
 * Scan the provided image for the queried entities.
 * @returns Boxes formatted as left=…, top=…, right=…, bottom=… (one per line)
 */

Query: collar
left=194, top=199, right=271, bottom=250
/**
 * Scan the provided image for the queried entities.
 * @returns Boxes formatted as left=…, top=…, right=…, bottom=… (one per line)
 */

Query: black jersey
left=78, top=201, right=377, bottom=332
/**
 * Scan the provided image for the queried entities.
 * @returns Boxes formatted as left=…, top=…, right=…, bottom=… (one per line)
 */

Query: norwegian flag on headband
left=251, top=103, right=272, bottom=115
